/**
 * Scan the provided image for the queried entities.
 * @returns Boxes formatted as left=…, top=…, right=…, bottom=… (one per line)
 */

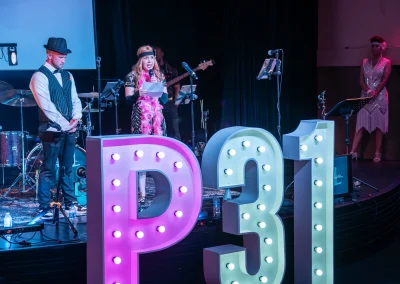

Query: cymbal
left=0, top=89, right=37, bottom=107
left=0, top=81, right=13, bottom=92
left=78, top=92, right=99, bottom=98
left=82, top=108, right=104, bottom=113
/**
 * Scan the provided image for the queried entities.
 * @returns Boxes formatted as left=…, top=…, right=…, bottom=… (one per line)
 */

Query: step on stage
left=0, top=161, right=399, bottom=284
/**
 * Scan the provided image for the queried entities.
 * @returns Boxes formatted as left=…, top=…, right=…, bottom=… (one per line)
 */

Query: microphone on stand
left=318, top=90, right=326, bottom=100
left=268, top=49, right=282, bottom=56
left=181, top=62, right=198, bottom=80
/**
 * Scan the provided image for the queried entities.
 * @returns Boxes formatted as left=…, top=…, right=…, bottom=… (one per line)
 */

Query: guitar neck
left=166, top=66, right=202, bottom=87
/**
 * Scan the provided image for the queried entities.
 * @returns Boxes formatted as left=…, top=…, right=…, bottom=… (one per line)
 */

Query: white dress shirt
left=30, top=62, right=82, bottom=132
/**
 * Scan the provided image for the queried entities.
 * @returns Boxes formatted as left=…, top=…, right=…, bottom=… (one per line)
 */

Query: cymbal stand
left=2, top=95, right=33, bottom=198
left=86, top=98, right=94, bottom=136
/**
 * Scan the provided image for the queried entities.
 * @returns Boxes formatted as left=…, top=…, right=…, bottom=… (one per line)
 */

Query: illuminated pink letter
left=86, top=135, right=203, bottom=284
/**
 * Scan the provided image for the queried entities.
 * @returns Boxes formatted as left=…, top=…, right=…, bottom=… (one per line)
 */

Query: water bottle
left=213, top=196, right=221, bottom=218
left=68, top=205, right=77, bottom=219
left=4, top=212, right=12, bottom=228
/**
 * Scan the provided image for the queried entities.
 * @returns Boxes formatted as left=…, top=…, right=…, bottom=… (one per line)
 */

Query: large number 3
left=202, top=127, right=285, bottom=284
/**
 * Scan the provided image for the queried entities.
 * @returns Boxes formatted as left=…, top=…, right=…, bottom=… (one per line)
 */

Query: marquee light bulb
left=242, top=213, right=250, bottom=220
left=314, top=247, right=323, bottom=253
left=175, top=211, right=183, bottom=218
left=300, top=145, right=308, bottom=151
left=174, top=161, right=183, bottom=168
left=113, top=257, right=122, bottom=264
left=257, top=146, right=266, bottom=153
left=136, top=231, right=144, bottom=238
left=315, top=157, right=324, bottom=164
left=259, top=276, right=268, bottom=283
left=113, top=231, right=122, bottom=238
left=315, top=269, right=323, bottom=276
left=258, top=222, right=266, bottom=228
left=226, top=263, right=235, bottom=270
left=156, top=152, right=165, bottom=159
left=224, top=169, right=233, bottom=175
left=112, top=179, right=121, bottom=187
left=262, top=164, right=271, bottom=171
left=315, top=224, right=323, bottom=231
left=242, top=141, right=251, bottom=147
left=314, top=180, right=323, bottom=187
left=228, top=149, right=236, bottom=156
left=135, top=150, right=144, bottom=157
left=265, top=238, right=273, bottom=245
left=179, top=186, right=188, bottom=193
left=111, top=153, right=120, bottom=161
left=157, top=226, right=166, bottom=233
left=257, top=204, right=266, bottom=211
left=315, top=135, right=323, bottom=142
left=265, top=256, right=273, bottom=263
left=112, top=205, right=121, bottom=213
left=314, top=202, right=323, bottom=209
left=263, top=185, right=271, bottom=191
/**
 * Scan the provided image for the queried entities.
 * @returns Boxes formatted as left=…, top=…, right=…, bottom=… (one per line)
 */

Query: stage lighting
left=7, top=46, right=17, bottom=66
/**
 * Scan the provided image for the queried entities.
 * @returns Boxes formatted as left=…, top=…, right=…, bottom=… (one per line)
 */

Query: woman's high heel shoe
left=138, top=192, right=146, bottom=203
left=350, top=152, right=358, bottom=160
left=373, top=153, right=381, bottom=163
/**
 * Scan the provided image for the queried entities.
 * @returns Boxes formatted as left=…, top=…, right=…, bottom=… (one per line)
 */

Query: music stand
left=256, top=58, right=277, bottom=80
left=175, top=85, right=198, bottom=150
left=326, top=96, right=379, bottom=193
left=100, top=81, right=123, bottom=134
left=257, top=57, right=282, bottom=143
left=325, top=97, right=372, bottom=154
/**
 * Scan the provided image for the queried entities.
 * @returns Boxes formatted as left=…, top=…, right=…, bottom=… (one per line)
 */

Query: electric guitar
left=166, top=60, right=215, bottom=87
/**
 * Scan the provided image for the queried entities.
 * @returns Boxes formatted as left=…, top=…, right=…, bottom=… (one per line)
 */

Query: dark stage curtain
left=94, top=0, right=318, bottom=138
left=220, top=0, right=319, bottom=138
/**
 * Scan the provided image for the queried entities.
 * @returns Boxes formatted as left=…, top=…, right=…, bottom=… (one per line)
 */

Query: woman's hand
left=150, top=76, right=157, bottom=83
left=139, top=87, right=148, bottom=96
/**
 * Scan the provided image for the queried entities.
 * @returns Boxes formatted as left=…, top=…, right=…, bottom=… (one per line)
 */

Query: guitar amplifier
left=334, top=154, right=353, bottom=196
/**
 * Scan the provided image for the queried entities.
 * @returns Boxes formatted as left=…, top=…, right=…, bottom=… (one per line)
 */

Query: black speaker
left=334, top=154, right=353, bottom=196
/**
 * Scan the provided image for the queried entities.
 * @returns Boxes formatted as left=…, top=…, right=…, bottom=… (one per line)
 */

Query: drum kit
left=0, top=80, right=97, bottom=204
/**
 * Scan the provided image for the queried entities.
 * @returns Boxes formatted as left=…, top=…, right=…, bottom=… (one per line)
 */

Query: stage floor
left=0, top=160, right=399, bottom=283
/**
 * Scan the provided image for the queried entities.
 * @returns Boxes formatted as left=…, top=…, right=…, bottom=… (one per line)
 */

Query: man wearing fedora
left=30, top=37, right=85, bottom=218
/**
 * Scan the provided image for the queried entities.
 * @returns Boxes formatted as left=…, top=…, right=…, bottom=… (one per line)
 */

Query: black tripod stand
left=28, top=133, right=78, bottom=235
left=326, top=96, right=380, bottom=193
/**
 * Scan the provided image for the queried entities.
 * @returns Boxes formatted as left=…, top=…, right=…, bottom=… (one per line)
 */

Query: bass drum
left=25, top=143, right=87, bottom=205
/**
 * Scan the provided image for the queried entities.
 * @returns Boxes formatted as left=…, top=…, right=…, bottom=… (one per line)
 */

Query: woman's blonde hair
left=132, top=45, right=163, bottom=85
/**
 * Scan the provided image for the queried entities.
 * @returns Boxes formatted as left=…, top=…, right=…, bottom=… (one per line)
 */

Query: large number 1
left=202, top=127, right=285, bottom=284
left=283, top=120, right=334, bottom=283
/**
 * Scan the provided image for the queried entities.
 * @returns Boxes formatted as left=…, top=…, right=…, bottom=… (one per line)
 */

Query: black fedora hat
left=43, top=37, right=71, bottom=54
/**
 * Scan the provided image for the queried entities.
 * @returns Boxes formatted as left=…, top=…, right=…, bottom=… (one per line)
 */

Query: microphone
left=318, top=90, right=326, bottom=100
left=181, top=62, right=198, bottom=80
left=149, top=69, right=154, bottom=78
left=268, top=49, right=282, bottom=56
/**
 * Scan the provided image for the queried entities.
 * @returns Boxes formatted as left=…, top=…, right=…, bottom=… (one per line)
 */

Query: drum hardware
left=0, top=87, right=37, bottom=198
left=78, top=92, right=99, bottom=99
left=24, top=143, right=87, bottom=205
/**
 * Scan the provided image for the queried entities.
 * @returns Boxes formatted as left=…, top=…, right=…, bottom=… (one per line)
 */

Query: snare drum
left=0, top=131, right=22, bottom=167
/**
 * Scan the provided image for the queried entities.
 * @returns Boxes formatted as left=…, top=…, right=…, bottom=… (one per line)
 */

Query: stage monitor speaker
left=334, top=154, right=353, bottom=197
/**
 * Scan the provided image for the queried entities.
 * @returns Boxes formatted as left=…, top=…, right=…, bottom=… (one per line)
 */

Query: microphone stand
left=274, top=53, right=282, bottom=144
left=190, top=76, right=196, bottom=151
left=96, top=56, right=102, bottom=136
left=102, top=84, right=122, bottom=135
left=112, top=89, right=120, bottom=134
